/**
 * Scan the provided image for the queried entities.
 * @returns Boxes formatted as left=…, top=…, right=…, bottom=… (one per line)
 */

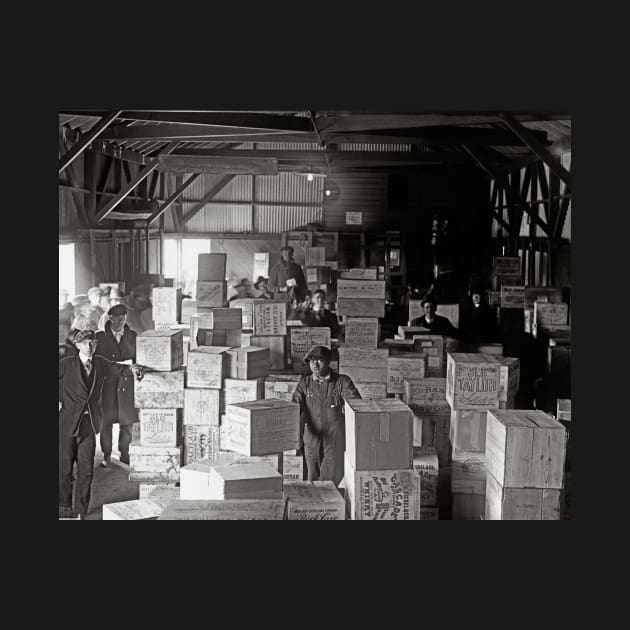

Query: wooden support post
left=89, top=230, right=97, bottom=286
left=145, top=225, right=150, bottom=274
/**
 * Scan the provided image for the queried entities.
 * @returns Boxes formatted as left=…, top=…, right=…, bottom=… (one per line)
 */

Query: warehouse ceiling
left=59, top=110, right=571, bottom=176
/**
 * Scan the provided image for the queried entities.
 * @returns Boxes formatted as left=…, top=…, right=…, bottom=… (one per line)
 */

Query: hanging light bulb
left=307, top=173, right=314, bottom=182
left=325, top=189, right=331, bottom=196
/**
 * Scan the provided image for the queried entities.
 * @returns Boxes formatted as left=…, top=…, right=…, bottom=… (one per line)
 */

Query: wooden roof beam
left=148, top=174, right=200, bottom=225
left=181, top=175, right=236, bottom=225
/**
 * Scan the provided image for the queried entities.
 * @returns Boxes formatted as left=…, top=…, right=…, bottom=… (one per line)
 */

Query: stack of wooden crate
left=196, top=253, right=228, bottom=309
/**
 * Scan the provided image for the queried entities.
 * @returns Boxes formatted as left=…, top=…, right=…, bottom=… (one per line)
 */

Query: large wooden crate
left=336, top=279, right=385, bottom=318
left=223, top=378, right=266, bottom=410
left=446, top=353, right=501, bottom=410
left=183, top=388, right=221, bottom=426
left=196, top=281, right=227, bottom=307
left=485, top=409, right=566, bottom=489
left=198, top=253, right=226, bottom=282
left=252, top=301, right=287, bottom=336
left=345, top=398, right=414, bottom=471
left=158, top=499, right=284, bottom=520
left=412, top=446, right=439, bottom=507
left=450, top=409, right=488, bottom=453
left=186, top=346, right=230, bottom=389
left=182, top=425, right=220, bottom=465
left=102, top=499, right=163, bottom=521
left=227, top=346, right=270, bottom=380
left=485, top=472, right=561, bottom=520
left=289, top=327, right=331, bottom=372
left=134, top=369, right=185, bottom=408
left=344, top=317, right=380, bottom=349
left=283, top=481, right=345, bottom=520
left=152, top=287, right=182, bottom=323
left=129, top=444, right=181, bottom=482
left=264, top=373, right=302, bottom=402
left=387, top=354, right=426, bottom=394
left=136, top=329, right=184, bottom=371
left=534, top=302, right=569, bottom=328
left=242, top=334, right=286, bottom=371
left=403, top=377, right=450, bottom=451
left=343, top=453, right=420, bottom=520
left=139, top=409, right=180, bottom=447
left=224, top=399, right=300, bottom=456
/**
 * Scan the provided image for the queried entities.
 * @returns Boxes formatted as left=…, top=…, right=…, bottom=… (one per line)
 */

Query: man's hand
left=131, top=364, right=144, bottom=381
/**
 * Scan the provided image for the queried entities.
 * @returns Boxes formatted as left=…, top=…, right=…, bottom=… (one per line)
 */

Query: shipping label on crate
left=139, top=409, right=179, bottom=446
left=344, top=317, right=379, bottom=348
left=446, top=354, right=500, bottom=409
left=290, top=327, right=331, bottom=369
left=403, top=378, right=449, bottom=415
left=534, top=302, right=569, bottom=327
left=387, top=356, right=426, bottom=394
left=196, top=281, right=227, bottom=307
left=264, top=375, right=301, bottom=402
left=493, top=256, right=521, bottom=277
left=253, top=301, right=287, bottom=336
left=337, top=279, right=385, bottom=300
left=283, top=454, right=304, bottom=482
left=500, top=285, right=525, bottom=309
left=183, top=425, right=220, bottom=466
left=413, top=447, right=439, bottom=506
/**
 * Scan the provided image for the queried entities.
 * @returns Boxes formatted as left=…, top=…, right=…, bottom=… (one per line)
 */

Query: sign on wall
left=346, top=212, right=363, bottom=225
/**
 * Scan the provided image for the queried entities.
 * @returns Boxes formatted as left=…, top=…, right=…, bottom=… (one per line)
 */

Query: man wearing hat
left=87, top=287, right=105, bottom=330
left=291, top=345, right=361, bottom=486
left=95, top=304, right=139, bottom=467
left=97, top=287, right=126, bottom=330
left=268, top=246, right=307, bottom=303
left=459, top=285, right=498, bottom=342
left=410, top=294, right=459, bottom=337
left=253, top=276, right=273, bottom=300
left=228, top=278, right=254, bottom=303
left=59, top=329, right=144, bottom=519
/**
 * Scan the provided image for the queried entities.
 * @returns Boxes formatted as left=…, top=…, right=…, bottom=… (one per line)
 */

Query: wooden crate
left=524, top=286, right=563, bottom=309
left=446, top=353, right=501, bottom=410
left=290, top=327, right=331, bottom=371
left=485, top=472, right=561, bottom=520
left=338, top=347, right=389, bottom=384
left=152, top=287, right=182, bottom=324
left=450, top=409, right=488, bottom=453
left=138, top=483, right=178, bottom=501
left=343, top=454, right=420, bottom=520
left=283, top=481, right=345, bottom=520
left=451, top=451, right=487, bottom=495
left=492, top=256, right=521, bottom=277
left=129, top=444, right=181, bottom=482
left=242, top=334, right=286, bottom=371
left=180, top=460, right=282, bottom=501
left=264, top=373, right=302, bottom=402
left=102, top=499, right=163, bottom=521
left=223, top=378, right=266, bottom=409
left=345, top=398, right=413, bottom=471
left=452, top=493, right=485, bottom=520
left=224, top=399, right=300, bottom=456
left=354, top=382, right=387, bottom=399
left=196, top=281, right=227, bottom=307
left=387, top=354, right=426, bottom=394
left=198, top=253, right=227, bottom=282
left=251, top=301, right=287, bottom=336
left=182, top=425, right=220, bottom=465
left=305, top=247, right=326, bottom=267
left=485, top=409, right=566, bottom=489
left=229, top=298, right=265, bottom=330
left=186, top=346, right=230, bottom=389
left=181, top=299, right=204, bottom=324
left=226, top=346, right=270, bottom=380
left=410, top=334, right=444, bottom=377
left=139, top=409, right=180, bottom=447
left=134, top=369, right=185, bottom=409
left=136, top=329, right=184, bottom=371
left=157, top=499, right=284, bottom=520
left=183, top=388, right=221, bottom=426
left=337, top=298, right=384, bottom=318
left=534, top=302, right=569, bottom=327
left=338, top=268, right=378, bottom=280
left=305, top=266, right=332, bottom=285
left=344, top=317, right=380, bottom=349
left=500, top=285, right=525, bottom=309
left=496, top=357, right=520, bottom=405
left=194, top=308, right=242, bottom=331
left=412, top=446, right=439, bottom=507
left=282, top=454, right=304, bottom=483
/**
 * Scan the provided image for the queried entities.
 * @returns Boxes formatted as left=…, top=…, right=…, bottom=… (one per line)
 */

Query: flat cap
left=303, top=345, right=332, bottom=364
left=73, top=329, right=96, bottom=344
left=108, top=304, right=128, bottom=317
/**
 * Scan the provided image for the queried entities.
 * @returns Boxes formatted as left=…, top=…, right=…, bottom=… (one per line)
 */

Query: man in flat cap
left=410, top=294, right=459, bottom=337
left=268, top=246, right=307, bottom=303
left=291, top=345, right=361, bottom=486
left=59, top=329, right=144, bottom=519
left=95, top=304, right=138, bottom=468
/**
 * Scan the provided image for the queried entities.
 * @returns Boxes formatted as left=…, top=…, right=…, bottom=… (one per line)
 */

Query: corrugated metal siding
left=182, top=173, right=252, bottom=203
left=322, top=173, right=391, bottom=231
left=253, top=142, right=323, bottom=151
left=256, top=173, right=323, bottom=203
left=183, top=203, right=253, bottom=233
left=255, top=206, right=323, bottom=233
left=337, top=143, right=412, bottom=152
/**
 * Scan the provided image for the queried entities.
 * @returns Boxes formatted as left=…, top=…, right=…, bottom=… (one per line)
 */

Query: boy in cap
left=268, top=245, right=307, bottom=303
left=95, top=304, right=138, bottom=467
left=58, top=329, right=144, bottom=519
left=291, top=345, right=361, bottom=486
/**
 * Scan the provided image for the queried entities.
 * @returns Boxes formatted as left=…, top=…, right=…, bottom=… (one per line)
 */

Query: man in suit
left=58, top=329, right=143, bottom=519
left=410, top=295, right=459, bottom=337
left=459, top=285, right=498, bottom=343
left=268, top=246, right=307, bottom=303
left=302, top=289, right=340, bottom=338
left=95, top=304, right=138, bottom=468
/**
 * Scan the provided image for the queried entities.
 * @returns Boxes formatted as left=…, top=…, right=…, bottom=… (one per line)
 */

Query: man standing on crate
left=59, top=329, right=144, bottom=519
left=95, top=304, right=138, bottom=468
left=292, top=345, right=361, bottom=486
left=268, top=245, right=307, bottom=303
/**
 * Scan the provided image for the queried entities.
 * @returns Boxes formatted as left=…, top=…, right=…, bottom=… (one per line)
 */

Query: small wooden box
left=134, top=369, right=185, bottom=409
left=486, top=409, right=566, bottom=489
left=485, top=472, right=561, bottom=520
left=252, top=301, right=287, bottom=336
left=227, top=346, right=270, bottom=380
left=139, top=408, right=180, bottom=447
left=387, top=354, right=426, bottom=394
left=136, top=329, right=184, bottom=371
left=284, top=481, right=346, bottom=520
left=534, top=302, right=569, bottom=327
left=198, top=253, right=227, bottom=282
left=500, top=285, right=525, bottom=309
left=223, top=378, right=266, bottom=409
left=344, top=317, right=380, bottom=349
left=343, top=454, right=420, bottom=521
left=446, top=353, right=501, bottom=410
left=412, top=446, right=439, bottom=506
left=264, top=374, right=302, bottom=402
left=242, top=334, right=286, bottom=371
left=345, top=398, right=413, bottom=471
left=186, top=346, right=231, bottom=389
left=492, top=256, right=522, bottom=277
left=183, top=388, right=221, bottom=426
left=128, top=444, right=181, bottom=482
left=102, top=499, right=163, bottom=520
left=224, top=399, right=300, bottom=456
left=182, top=424, right=220, bottom=465
left=157, top=499, right=284, bottom=520
left=196, top=281, right=227, bottom=307
left=152, top=287, right=182, bottom=323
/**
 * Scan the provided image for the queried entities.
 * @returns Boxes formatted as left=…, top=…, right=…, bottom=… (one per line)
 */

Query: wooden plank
left=537, top=162, right=550, bottom=223
left=95, top=142, right=178, bottom=223
left=59, top=110, right=122, bottom=173
left=63, top=156, right=89, bottom=228
left=148, top=173, right=199, bottom=225
left=553, top=186, right=571, bottom=239
left=158, top=154, right=278, bottom=175
left=181, top=175, right=236, bottom=225
left=499, top=113, right=571, bottom=186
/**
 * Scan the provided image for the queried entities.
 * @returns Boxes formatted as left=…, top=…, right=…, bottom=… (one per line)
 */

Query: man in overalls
left=292, top=345, right=361, bottom=486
